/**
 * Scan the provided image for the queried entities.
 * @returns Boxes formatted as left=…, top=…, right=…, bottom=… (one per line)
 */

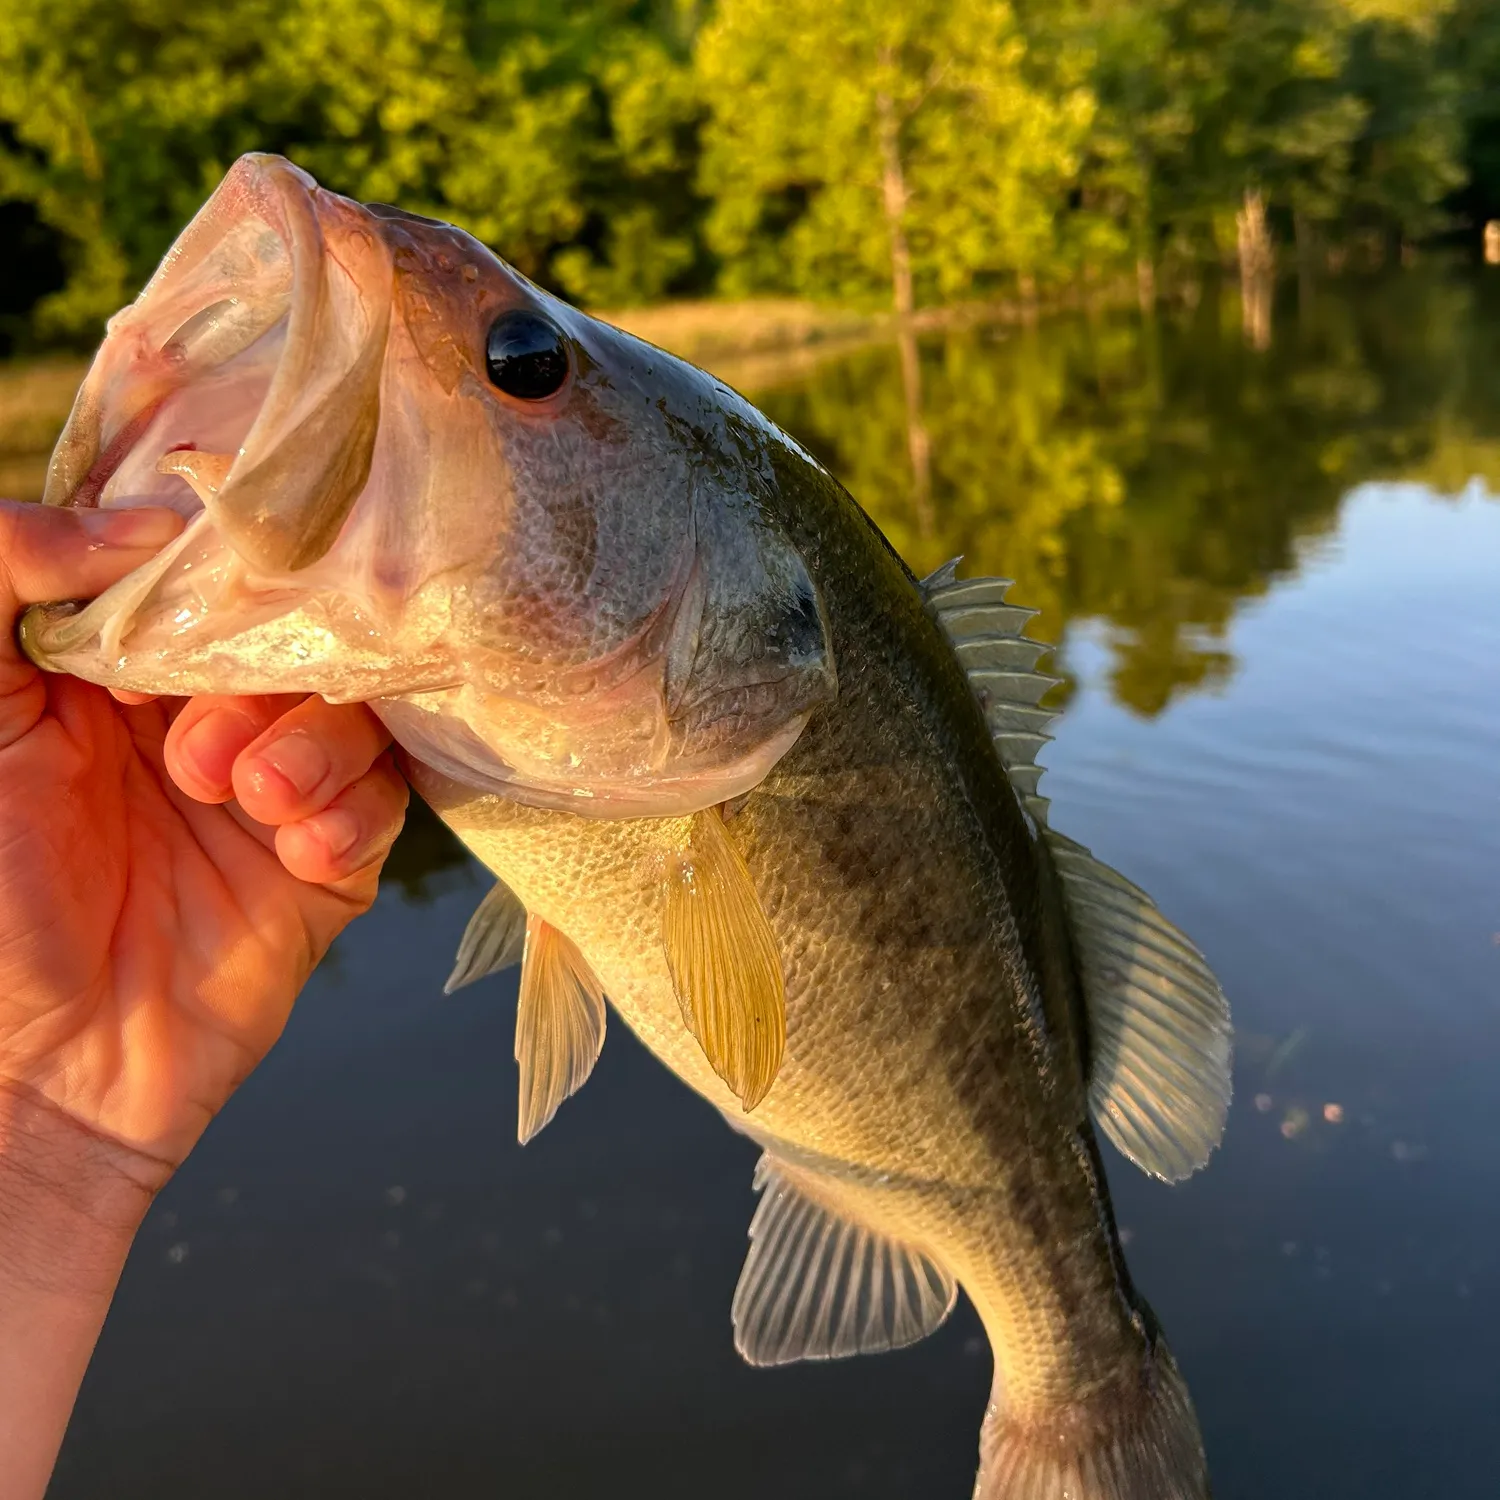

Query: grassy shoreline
left=0, top=300, right=886, bottom=476
left=0, top=287, right=1128, bottom=498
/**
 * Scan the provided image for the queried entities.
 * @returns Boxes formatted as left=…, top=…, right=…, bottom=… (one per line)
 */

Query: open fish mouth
left=25, top=153, right=394, bottom=675
left=20, top=151, right=836, bottom=818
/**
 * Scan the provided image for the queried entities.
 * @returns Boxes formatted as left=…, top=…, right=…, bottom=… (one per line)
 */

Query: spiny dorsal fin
left=1047, top=831, right=1232, bottom=1182
left=921, top=558, right=1058, bottom=828
left=731, top=1155, right=956, bottom=1367
left=445, top=878, right=529, bottom=994
left=663, top=807, right=786, bottom=1111
left=515, top=916, right=607, bottom=1145
left=923, top=561, right=1231, bottom=1178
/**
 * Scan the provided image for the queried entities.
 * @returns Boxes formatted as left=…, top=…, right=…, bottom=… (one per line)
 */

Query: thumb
left=0, top=499, right=184, bottom=691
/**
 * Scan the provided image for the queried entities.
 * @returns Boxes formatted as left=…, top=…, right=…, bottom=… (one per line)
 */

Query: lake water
left=48, top=275, right=1500, bottom=1500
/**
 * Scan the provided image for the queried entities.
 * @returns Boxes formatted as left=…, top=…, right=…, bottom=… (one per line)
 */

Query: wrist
left=0, top=1085, right=158, bottom=1304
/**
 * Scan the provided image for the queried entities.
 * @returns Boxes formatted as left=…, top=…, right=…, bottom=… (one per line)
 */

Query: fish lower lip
left=18, top=601, right=86, bottom=663
left=72, top=393, right=171, bottom=508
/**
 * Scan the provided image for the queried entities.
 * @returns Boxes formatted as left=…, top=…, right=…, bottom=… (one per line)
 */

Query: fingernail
left=308, top=807, right=360, bottom=860
left=91, top=507, right=185, bottom=549
left=178, top=708, right=258, bottom=793
left=252, top=732, right=330, bottom=798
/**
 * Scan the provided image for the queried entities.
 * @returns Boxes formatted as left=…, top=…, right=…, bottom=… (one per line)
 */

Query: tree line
left=2, top=0, right=1499, bottom=348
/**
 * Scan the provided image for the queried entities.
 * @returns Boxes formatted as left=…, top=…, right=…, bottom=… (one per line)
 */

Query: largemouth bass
left=23, top=155, right=1231, bottom=1499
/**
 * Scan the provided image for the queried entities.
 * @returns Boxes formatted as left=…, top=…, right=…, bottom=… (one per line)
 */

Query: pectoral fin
left=732, top=1155, right=956, bottom=1367
left=663, top=807, right=786, bottom=1111
left=1048, top=831, right=1232, bottom=1182
left=515, top=917, right=606, bottom=1145
left=445, top=879, right=529, bottom=994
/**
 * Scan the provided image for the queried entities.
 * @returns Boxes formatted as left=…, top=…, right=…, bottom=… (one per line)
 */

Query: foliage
left=1059, top=0, right=1468, bottom=269
left=695, top=0, right=1092, bottom=305
left=0, top=0, right=699, bottom=342
left=1, top=0, right=1499, bottom=342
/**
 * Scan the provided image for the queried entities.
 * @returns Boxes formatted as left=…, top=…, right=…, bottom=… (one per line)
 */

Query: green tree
left=1439, top=0, right=1500, bottom=231
left=0, top=0, right=705, bottom=343
left=695, top=0, right=1095, bottom=311
left=1057, top=0, right=1464, bottom=281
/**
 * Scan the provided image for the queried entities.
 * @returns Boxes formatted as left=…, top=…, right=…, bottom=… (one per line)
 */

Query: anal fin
left=732, top=1155, right=956, bottom=1367
left=663, top=807, right=786, bottom=1111
left=515, top=917, right=607, bottom=1145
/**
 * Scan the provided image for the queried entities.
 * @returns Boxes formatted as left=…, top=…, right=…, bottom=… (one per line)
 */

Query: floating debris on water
left=1265, top=1027, right=1309, bottom=1080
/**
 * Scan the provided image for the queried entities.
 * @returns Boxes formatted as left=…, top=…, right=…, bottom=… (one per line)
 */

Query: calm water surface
left=51, top=277, right=1500, bottom=1499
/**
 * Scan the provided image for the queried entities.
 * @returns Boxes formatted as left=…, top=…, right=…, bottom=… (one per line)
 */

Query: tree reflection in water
left=751, top=270, right=1500, bottom=717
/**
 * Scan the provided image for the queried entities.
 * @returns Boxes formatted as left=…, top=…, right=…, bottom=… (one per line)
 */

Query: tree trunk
left=876, top=53, right=930, bottom=532
left=1018, top=270, right=1038, bottom=323
left=1236, top=187, right=1273, bottom=351
left=896, top=322, right=934, bottom=538
left=875, top=62, right=915, bottom=322
left=1136, top=256, right=1156, bottom=314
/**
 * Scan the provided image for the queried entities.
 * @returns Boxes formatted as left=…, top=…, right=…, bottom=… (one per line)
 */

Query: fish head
left=23, top=153, right=837, bottom=817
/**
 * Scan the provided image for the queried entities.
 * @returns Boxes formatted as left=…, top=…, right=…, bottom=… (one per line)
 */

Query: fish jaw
left=23, top=153, right=838, bottom=816
left=23, top=152, right=423, bottom=698
left=43, top=153, right=391, bottom=567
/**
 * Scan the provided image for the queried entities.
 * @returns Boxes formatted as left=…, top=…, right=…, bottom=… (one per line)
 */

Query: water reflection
left=749, top=270, right=1500, bottom=716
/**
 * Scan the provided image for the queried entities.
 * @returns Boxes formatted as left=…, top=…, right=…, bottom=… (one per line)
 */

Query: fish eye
left=485, top=310, right=570, bottom=401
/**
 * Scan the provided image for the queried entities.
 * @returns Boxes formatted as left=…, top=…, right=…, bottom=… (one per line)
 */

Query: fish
left=22, top=153, right=1232, bottom=1500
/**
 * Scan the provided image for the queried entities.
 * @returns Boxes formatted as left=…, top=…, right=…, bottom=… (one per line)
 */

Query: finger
left=0, top=502, right=183, bottom=738
left=111, top=688, right=158, bottom=706
left=165, top=694, right=307, bottom=804
left=274, top=753, right=408, bottom=887
left=231, top=697, right=392, bottom=826
left=0, top=500, right=182, bottom=660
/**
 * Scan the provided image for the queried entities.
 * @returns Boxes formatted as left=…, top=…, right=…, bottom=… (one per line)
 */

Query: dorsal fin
left=731, top=1155, right=956, bottom=1367
left=922, top=558, right=1058, bottom=827
left=1047, top=831, right=1232, bottom=1181
left=923, top=559, right=1232, bottom=1182
left=663, top=806, right=787, bottom=1111
left=515, top=917, right=607, bottom=1145
left=445, top=878, right=529, bottom=993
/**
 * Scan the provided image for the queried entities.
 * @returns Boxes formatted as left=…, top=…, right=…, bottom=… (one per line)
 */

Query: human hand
left=0, top=498, right=407, bottom=1230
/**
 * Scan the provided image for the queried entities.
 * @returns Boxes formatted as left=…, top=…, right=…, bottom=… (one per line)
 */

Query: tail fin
left=974, top=1341, right=1208, bottom=1500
